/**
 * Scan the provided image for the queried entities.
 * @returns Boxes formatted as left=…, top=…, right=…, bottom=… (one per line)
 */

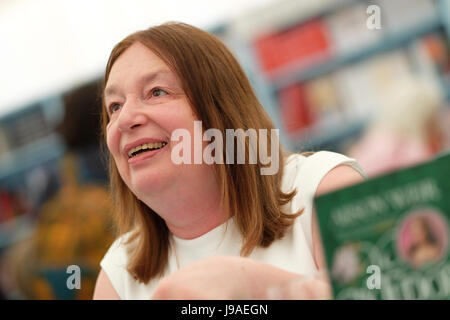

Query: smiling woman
left=93, top=22, right=366, bottom=300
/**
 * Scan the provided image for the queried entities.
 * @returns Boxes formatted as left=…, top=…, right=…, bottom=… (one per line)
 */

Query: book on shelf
left=315, top=152, right=450, bottom=299
left=302, top=74, right=344, bottom=127
left=332, top=49, right=413, bottom=119
left=0, top=127, right=11, bottom=164
left=278, top=83, right=317, bottom=135
left=0, top=189, right=29, bottom=224
left=409, top=33, right=450, bottom=81
left=0, top=190, right=15, bottom=222
left=376, top=0, right=437, bottom=34
left=254, top=19, right=332, bottom=76
left=324, top=2, right=383, bottom=56
left=332, top=61, right=377, bottom=120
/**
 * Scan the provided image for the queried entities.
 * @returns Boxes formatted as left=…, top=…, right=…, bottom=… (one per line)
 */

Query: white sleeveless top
left=100, top=151, right=366, bottom=299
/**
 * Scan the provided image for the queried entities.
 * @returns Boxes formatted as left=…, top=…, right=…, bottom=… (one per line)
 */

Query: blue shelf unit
left=0, top=97, right=66, bottom=249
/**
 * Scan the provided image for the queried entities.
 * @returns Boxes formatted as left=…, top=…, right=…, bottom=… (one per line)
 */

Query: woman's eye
left=109, top=103, right=121, bottom=114
left=151, top=88, right=168, bottom=97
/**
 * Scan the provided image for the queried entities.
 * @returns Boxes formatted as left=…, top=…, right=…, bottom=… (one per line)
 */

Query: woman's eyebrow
left=104, top=69, right=173, bottom=98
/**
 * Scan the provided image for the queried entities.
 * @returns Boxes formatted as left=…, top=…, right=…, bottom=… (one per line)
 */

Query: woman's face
left=410, top=218, right=428, bottom=244
left=104, top=42, right=207, bottom=204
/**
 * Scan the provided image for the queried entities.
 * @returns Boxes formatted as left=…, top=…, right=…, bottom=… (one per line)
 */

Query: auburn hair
left=100, top=22, right=302, bottom=283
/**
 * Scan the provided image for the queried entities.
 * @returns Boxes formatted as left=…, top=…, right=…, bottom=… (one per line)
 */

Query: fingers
left=265, top=272, right=332, bottom=300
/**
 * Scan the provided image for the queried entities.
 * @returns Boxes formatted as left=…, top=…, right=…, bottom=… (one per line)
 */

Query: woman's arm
left=259, top=163, right=365, bottom=299
left=93, top=269, right=121, bottom=300
left=312, top=164, right=366, bottom=269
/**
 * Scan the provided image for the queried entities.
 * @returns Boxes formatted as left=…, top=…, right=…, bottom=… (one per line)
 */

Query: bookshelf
left=226, top=0, right=450, bottom=152
left=271, top=17, right=442, bottom=90
left=0, top=97, right=65, bottom=249
left=0, top=95, right=65, bottom=184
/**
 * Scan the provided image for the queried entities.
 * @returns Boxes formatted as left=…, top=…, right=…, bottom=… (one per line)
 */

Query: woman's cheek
left=106, top=125, right=121, bottom=157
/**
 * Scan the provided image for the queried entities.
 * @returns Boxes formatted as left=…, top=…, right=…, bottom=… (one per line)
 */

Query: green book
left=314, top=152, right=450, bottom=299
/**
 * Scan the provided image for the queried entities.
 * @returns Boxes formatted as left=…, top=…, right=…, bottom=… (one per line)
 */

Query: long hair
left=100, top=22, right=302, bottom=283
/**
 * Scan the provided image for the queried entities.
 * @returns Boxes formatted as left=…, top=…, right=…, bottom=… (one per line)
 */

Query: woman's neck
left=139, top=169, right=229, bottom=239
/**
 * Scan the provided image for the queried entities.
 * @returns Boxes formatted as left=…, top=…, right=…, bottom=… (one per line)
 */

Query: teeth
left=127, top=142, right=167, bottom=158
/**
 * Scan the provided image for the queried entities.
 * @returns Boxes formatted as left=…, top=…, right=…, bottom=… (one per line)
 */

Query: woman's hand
left=152, top=256, right=249, bottom=299
left=151, top=256, right=332, bottom=300
left=265, top=271, right=331, bottom=300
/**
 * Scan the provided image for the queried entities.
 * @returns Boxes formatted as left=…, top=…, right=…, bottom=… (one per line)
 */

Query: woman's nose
left=117, top=100, right=147, bottom=132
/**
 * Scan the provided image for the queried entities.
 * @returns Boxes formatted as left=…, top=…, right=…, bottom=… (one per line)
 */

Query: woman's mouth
left=127, top=142, right=168, bottom=158
left=127, top=142, right=168, bottom=165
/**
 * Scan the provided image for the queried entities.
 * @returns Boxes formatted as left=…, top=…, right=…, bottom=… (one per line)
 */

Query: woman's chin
left=131, top=169, right=171, bottom=197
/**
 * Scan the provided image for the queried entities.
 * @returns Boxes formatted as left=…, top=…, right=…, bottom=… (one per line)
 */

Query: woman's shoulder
left=99, top=231, right=140, bottom=299
left=100, top=231, right=136, bottom=270
left=283, top=151, right=366, bottom=198
left=285, top=150, right=361, bottom=168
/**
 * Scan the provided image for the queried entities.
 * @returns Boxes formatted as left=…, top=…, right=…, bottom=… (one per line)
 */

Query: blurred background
left=0, top=0, right=449, bottom=299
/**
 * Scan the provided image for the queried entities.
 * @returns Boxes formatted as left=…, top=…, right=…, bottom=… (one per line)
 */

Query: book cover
left=324, top=2, right=382, bottom=55
left=278, top=83, right=316, bottom=135
left=314, top=152, right=450, bottom=299
left=376, top=0, right=437, bottom=34
left=254, top=19, right=331, bottom=76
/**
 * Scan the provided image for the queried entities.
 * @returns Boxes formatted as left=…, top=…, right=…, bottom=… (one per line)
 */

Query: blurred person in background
left=348, top=76, right=444, bottom=177
left=0, top=82, right=115, bottom=299
left=93, top=22, right=367, bottom=300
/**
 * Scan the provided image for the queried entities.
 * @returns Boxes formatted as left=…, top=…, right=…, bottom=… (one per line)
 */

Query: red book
left=254, top=19, right=331, bottom=75
left=278, top=84, right=316, bottom=134
left=0, top=190, right=14, bottom=223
